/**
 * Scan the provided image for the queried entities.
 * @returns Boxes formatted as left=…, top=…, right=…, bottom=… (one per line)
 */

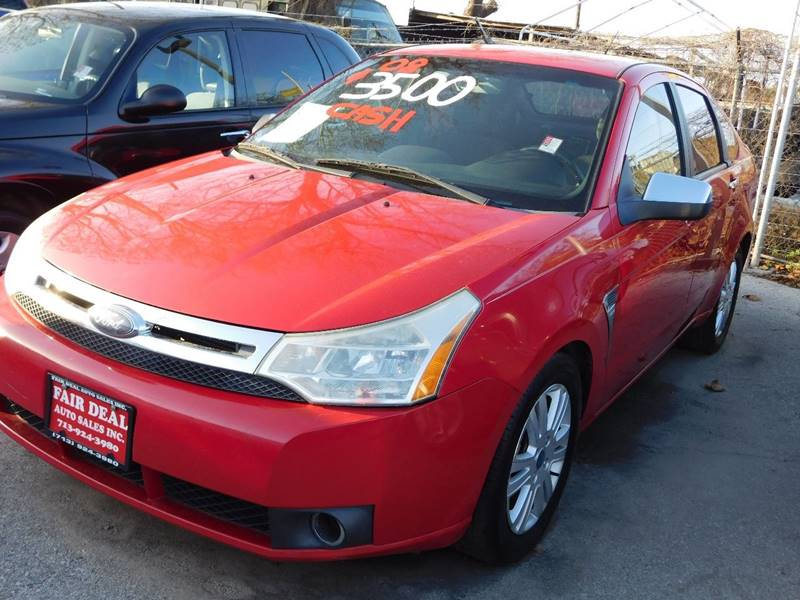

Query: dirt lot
left=1, top=274, right=798, bottom=600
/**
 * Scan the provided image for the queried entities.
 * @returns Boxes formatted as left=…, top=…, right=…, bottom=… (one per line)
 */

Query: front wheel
left=0, top=202, right=36, bottom=273
left=0, top=232, right=20, bottom=274
left=458, top=353, right=581, bottom=564
left=681, top=247, right=744, bottom=354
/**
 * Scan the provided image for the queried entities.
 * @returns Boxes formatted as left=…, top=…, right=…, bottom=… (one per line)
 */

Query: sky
left=381, top=0, right=799, bottom=37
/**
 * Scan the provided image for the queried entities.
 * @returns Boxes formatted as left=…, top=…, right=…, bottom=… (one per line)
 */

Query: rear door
left=86, top=29, right=252, bottom=178
left=234, top=27, right=330, bottom=124
left=670, top=82, right=733, bottom=312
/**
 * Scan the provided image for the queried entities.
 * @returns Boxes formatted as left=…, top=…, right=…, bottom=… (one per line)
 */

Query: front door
left=86, top=30, right=251, bottom=178
left=607, top=81, right=695, bottom=395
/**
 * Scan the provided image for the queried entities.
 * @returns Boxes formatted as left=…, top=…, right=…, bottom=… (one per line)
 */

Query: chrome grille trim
left=13, top=293, right=303, bottom=402
left=18, top=259, right=282, bottom=375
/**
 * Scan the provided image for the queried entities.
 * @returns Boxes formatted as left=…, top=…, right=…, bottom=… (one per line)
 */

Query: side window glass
left=135, top=31, right=235, bottom=111
left=239, top=31, right=324, bottom=107
left=626, top=84, right=682, bottom=196
left=676, top=85, right=722, bottom=172
left=317, top=37, right=354, bottom=74
left=714, top=102, right=739, bottom=161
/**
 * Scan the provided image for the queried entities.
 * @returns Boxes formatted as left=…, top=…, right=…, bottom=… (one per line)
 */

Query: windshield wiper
left=235, top=142, right=301, bottom=170
left=315, top=158, right=489, bottom=205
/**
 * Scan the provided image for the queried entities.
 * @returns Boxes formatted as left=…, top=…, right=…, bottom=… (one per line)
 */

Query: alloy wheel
left=714, top=258, right=738, bottom=337
left=507, top=383, right=572, bottom=535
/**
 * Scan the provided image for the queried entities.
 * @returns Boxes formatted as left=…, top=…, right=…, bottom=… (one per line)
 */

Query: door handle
left=728, top=176, right=738, bottom=190
left=220, top=130, right=250, bottom=138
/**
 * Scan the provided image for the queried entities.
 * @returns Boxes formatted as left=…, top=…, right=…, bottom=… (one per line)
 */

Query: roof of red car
left=395, top=44, right=646, bottom=79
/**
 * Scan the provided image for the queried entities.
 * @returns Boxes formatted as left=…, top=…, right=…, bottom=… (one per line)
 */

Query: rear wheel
left=681, top=247, right=744, bottom=354
left=458, top=353, right=581, bottom=563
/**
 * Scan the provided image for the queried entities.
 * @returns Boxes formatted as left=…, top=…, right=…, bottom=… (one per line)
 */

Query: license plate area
left=46, top=373, right=135, bottom=471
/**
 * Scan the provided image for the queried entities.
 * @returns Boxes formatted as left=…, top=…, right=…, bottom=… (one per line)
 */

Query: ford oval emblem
left=88, top=304, right=147, bottom=339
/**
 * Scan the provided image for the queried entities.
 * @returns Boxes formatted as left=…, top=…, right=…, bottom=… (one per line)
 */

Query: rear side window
left=317, top=37, right=355, bottom=74
left=238, top=30, right=324, bottom=107
left=676, top=86, right=722, bottom=173
left=626, top=84, right=682, bottom=196
left=714, top=103, right=739, bottom=161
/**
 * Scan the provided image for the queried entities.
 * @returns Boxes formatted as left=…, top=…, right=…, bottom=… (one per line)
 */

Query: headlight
left=3, top=215, right=46, bottom=297
left=258, top=290, right=480, bottom=406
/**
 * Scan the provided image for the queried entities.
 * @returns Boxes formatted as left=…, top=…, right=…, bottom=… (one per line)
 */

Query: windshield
left=0, top=12, right=131, bottom=103
left=336, top=0, right=403, bottom=43
left=249, top=55, right=620, bottom=212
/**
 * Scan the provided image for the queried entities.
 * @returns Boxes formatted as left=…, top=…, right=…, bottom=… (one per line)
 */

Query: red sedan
left=0, top=44, right=755, bottom=563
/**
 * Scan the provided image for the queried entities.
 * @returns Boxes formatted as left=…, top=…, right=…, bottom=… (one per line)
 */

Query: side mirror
left=618, top=172, right=712, bottom=225
left=120, top=84, right=187, bottom=122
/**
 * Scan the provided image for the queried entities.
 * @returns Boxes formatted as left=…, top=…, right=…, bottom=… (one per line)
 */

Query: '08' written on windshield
left=327, top=58, right=478, bottom=134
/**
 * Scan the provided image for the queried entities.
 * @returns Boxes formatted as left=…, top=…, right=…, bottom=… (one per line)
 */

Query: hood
left=0, top=96, right=85, bottom=140
left=41, top=152, right=578, bottom=332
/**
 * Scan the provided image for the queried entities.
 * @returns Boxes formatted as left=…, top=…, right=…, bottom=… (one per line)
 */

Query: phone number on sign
left=53, top=418, right=120, bottom=454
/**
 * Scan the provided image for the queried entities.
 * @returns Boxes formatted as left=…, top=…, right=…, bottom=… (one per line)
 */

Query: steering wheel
left=520, top=147, right=583, bottom=187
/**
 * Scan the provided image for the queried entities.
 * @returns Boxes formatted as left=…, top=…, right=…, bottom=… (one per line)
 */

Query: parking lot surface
left=1, top=274, right=798, bottom=600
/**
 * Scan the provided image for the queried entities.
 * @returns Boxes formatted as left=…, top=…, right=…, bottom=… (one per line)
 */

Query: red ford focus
left=0, top=44, right=754, bottom=563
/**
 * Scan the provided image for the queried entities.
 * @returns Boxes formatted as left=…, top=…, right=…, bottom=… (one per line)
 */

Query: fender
left=0, top=139, right=104, bottom=210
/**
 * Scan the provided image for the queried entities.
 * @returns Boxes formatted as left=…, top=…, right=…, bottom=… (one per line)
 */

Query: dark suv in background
left=273, top=0, right=403, bottom=55
left=0, top=0, right=27, bottom=16
left=0, top=1, right=359, bottom=266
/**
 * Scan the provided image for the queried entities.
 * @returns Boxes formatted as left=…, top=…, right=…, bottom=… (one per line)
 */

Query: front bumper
left=0, top=289, right=515, bottom=561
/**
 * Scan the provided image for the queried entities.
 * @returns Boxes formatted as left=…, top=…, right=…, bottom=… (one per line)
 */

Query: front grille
left=150, top=323, right=253, bottom=356
left=6, top=400, right=145, bottom=485
left=162, top=475, right=271, bottom=536
left=14, top=293, right=303, bottom=402
left=4, top=397, right=270, bottom=538
left=79, top=451, right=145, bottom=486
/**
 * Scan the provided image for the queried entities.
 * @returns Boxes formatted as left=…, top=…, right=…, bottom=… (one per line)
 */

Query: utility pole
left=752, top=0, right=800, bottom=224
left=752, top=46, right=800, bottom=267
left=575, top=1, right=582, bottom=30
left=729, top=28, right=744, bottom=118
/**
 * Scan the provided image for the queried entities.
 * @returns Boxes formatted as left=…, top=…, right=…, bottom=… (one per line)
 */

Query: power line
left=581, top=0, right=658, bottom=35
left=681, top=0, right=732, bottom=30
left=530, top=0, right=592, bottom=29
left=635, top=10, right=703, bottom=41
left=669, top=0, right=727, bottom=33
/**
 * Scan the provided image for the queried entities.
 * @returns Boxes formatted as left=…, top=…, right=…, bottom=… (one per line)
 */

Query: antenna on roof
left=474, top=17, right=494, bottom=44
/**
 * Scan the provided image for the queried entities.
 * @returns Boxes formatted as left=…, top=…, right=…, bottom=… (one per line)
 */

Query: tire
left=0, top=207, right=32, bottom=235
left=0, top=194, right=39, bottom=272
left=0, top=188, right=44, bottom=235
left=457, top=353, right=581, bottom=564
left=680, top=246, right=744, bottom=355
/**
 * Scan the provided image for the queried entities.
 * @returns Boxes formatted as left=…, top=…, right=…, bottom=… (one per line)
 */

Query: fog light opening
left=310, top=512, right=346, bottom=547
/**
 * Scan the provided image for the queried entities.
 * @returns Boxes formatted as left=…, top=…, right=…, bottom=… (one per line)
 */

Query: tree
left=464, top=0, right=498, bottom=18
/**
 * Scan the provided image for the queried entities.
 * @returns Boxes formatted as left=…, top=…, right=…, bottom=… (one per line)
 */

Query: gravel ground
left=1, top=274, right=798, bottom=600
